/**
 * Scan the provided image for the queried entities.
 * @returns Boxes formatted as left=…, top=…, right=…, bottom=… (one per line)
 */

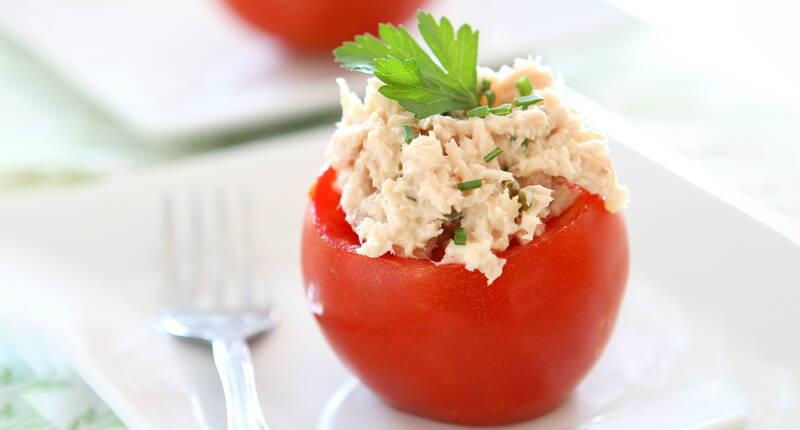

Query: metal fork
left=159, top=191, right=279, bottom=430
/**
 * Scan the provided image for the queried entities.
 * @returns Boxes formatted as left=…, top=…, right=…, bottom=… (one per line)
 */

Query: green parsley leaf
left=332, top=33, right=391, bottom=73
left=417, top=12, right=479, bottom=96
left=333, top=12, right=481, bottom=119
left=375, top=56, right=470, bottom=118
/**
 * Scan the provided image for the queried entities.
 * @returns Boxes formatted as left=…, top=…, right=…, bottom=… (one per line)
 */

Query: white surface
left=1, top=116, right=800, bottom=429
left=0, top=0, right=633, bottom=141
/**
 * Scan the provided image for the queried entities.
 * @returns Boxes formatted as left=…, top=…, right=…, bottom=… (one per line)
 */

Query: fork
left=159, top=191, right=279, bottom=430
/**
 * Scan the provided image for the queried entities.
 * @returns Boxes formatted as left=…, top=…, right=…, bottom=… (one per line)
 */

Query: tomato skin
left=301, top=167, right=629, bottom=425
left=222, top=0, right=428, bottom=52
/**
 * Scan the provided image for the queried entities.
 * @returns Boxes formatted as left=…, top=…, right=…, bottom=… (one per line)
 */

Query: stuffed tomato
left=301, top=12, right=629, bottom=426
left=302, top=168, right=628, bottom=425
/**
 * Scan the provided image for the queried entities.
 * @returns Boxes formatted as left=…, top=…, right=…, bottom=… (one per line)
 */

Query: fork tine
left=164, top=189, right=264, bottom=312
left=188, top=192, right=205, bottom=308
left=214, top=189, right=230, bottom=308
left=240, top=190, right=255, bottom=306
left=161, top=192, right=178, bottom=308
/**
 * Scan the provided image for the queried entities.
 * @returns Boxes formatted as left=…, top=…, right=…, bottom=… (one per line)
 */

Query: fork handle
left=212, top=338, right=269, bottom=430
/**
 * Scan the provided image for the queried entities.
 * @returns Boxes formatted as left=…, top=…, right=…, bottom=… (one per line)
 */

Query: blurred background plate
left=0, top=0, right=633, bottom=142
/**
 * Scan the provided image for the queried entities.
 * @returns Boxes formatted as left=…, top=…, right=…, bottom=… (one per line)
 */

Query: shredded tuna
left=327, top=57, right=628, bottom=284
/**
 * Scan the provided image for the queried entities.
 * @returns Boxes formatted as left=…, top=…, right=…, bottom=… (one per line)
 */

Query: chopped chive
left=521, top=138, right=530, bottom=150
left=457, top=179, right=483, bottom=191
left=481, top=79, right=491, bottom=92
left=466, top=105, right=489, bottom=118
left=514, top=94, right=544, bottom=110
left=483, top=148, right=503, bottom=162
left=401, top=124, right=414, bottom=144
left=454, top=228, right=468, bottom=245
left=489, top=103, right=512, bottom=116
left=516, top=75, right=533, bottom=96
left=509, top=135, right=517, bottom=142
left=485, top=90, right=496, bottom=106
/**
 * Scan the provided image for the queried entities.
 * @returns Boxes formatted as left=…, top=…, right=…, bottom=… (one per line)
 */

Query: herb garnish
left=514, top=94, right=544, bottom=110
left=333, top=12, right=481, bottom=118
left=489, top=103, right=512, bottom=116
left=457, top=179, right=483, bottom=191
left=466, top=106, right=489, bottom=118
left=520, top=138, right=530, bottom=150
left=454, top=228, right=468, bottom=245
left=483, top=148, right=503, bottom=162
left=516, top=75, right=533, bottom=96
left=485, top=90, right=496, bottom=106
left=401, top=124, right=414, bottom=144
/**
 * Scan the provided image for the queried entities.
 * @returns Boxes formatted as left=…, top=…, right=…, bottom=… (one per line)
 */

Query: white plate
left=1, top=106, right=800, bottom=429
left=0, top=0, right=634, bottom=141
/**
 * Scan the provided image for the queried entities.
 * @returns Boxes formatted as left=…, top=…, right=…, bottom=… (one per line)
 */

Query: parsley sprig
left=334, top=12, right=481, bottom=118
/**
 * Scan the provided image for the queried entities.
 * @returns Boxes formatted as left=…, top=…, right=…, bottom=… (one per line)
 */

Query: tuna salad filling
left=327, top=57, right=627, bottom=283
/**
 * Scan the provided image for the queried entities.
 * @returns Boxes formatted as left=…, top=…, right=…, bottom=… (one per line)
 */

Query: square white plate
left=0, top=0, right=633, bottom=141
left=1, top=103, right=799, bottom=429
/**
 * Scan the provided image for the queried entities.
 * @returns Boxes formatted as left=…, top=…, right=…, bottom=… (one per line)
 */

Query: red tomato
left=301, top=167, right=629, bottom=425
left=221, top=0, right=428, bottom=52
